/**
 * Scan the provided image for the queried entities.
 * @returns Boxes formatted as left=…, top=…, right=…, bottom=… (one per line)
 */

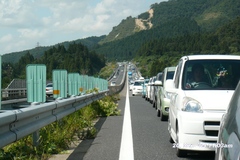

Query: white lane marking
left=119, top=79, right=134, bottom=160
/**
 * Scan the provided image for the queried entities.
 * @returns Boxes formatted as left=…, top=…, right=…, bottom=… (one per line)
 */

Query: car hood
left=184, top=90, right=234, bottom=111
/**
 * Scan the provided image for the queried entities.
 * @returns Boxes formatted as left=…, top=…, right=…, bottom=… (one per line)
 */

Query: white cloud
left=0, top=34, right=13, bottom=43
left=0, top=0, right=165, bottom=54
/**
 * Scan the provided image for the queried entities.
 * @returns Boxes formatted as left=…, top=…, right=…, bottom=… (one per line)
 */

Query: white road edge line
left=119, top=78, right=134, bottom=160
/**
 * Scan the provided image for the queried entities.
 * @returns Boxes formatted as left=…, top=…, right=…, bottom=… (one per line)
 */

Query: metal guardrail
left=108, top=64, right=127, bottom=95
left=2, top=88, right=27, bottom=100
left=0, top=90, right=108, bottom=148
left=0, top=64, right=126, bottom=149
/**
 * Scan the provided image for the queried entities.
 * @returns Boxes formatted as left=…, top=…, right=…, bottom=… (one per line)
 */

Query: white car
left=149, top=76, right=156, bottom=104
left=166, top=55, right=240, bottom=157
left=156, top=66, right=176, bottom=121
left=215, top=80, right=240, bottom=160
left=110, top=81, right=116, bottom=86
left=145, top=77, right=152, bottom=101
left=132, top=80, right=144, bottom=96
left=142, top=78, right=149, bottom=98
left=46, top=83, right=53, bottom=97
left=129, top=81, right=134, bottom=91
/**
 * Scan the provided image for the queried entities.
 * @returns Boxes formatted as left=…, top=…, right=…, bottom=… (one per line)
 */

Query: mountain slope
left=100, top=0, right=240, bottom=44
left=99, top=9, right=154, bottom=44
left=2, top=36, right=105, bottom=63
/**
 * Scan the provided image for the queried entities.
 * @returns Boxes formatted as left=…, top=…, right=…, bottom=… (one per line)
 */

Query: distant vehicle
left=110, top=81, right=116, bottom=86
left=156, top=66, right=176, bottom=121
left=128, top=71, right=132, bottom=79
left=152, top=72, right=162, bottom=109
left=46, top=83, right=53, bottom=97
left=166, top=55, right=240, bottom=157
left=132, top=80, right=144, bottom=96
left=113, top=75, right=117, bottom=79
left=129, top=81, right=135, bottom=91
left=146, top=77, right=153, bottom=101
left=142, top=78, right=149, bottom=98
left=149, top=76, right=156, bottom=104
left=215, top=80, right=240, bottom=160
left=128, top=71, right=132, bottom=76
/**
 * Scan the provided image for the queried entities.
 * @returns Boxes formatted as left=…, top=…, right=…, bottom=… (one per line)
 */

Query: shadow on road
left=67, top=117, right=107, bottom=160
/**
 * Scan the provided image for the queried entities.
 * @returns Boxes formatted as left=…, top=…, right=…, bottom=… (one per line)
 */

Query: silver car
left=156, top=67, right=176, bottom=121
left=215, top=80, right=240, bottom=160
left=46, top=83, right=53, bottom=97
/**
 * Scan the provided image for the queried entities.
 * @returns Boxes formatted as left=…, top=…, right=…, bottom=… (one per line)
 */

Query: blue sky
left=0, top=0, right=166, bottom=54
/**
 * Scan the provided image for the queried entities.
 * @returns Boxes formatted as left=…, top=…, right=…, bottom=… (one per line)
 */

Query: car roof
left=166, top=66, right=176, bottom=71
left=46, top=83, right=53, bottom=86
left=183, top=55, right=240, bottom=60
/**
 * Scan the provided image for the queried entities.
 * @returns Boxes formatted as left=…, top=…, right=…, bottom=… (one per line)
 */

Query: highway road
left=64, top=78, right=216, bottom=160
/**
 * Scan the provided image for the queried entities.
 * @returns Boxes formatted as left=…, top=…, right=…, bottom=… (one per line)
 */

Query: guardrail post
left=33, top=130, right=40, bottom=146
left=0, top=56, right=1, bottom=109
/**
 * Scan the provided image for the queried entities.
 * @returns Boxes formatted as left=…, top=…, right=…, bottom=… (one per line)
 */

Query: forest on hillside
left=2, top=0, right=240, bottom=82
left=2, top=43, right=106, bottom=88
left=137, top=16, right=240, bottom=77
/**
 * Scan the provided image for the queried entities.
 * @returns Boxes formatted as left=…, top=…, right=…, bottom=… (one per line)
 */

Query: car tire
left=157, top=109, right=160, bottom=117
left=160, top=111, right=168, bottom=121
left=176, top=124, right=188, bottom=157
left=176, top=148, right=187, bottom=157
left=132, top=94, right=135, bottom=96
left=169, top=136, right=174, bottom=143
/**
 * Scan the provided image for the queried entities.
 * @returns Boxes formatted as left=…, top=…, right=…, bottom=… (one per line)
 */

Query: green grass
left=0, top=93, right=120, bottom=160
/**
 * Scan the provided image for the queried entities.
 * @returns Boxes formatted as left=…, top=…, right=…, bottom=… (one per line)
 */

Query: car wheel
left=169, top=136, right=174, bottom=143
left=176, top=124, right=188, bottom=157
left=160, top=111, right=168, bottom=121
left=132, top=94, right=135, bottom=96
left=177, top=148, right=187, bottom=157
left=153, top=101, right=155, bottom=108
left=157, top=109, right=160, bottom=117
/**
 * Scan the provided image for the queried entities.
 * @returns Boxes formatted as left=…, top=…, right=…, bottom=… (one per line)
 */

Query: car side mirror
left=165, top=79, right=175, bottom=92
left=154, top=80, right=162, bottom=86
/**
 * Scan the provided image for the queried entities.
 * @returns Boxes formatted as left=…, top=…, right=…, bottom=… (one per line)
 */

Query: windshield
left=166, top=71, right=175, bottom=80
left=134, top=81, right=144, bottom=86
left=182, top=60, right=240, bottom=90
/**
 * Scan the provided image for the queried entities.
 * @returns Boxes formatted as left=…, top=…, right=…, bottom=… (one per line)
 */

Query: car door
left=169, top=60, right=183, bottom=139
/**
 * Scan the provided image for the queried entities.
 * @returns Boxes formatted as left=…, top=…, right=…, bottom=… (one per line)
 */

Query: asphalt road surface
left=52, top=80, right=216, bottom=160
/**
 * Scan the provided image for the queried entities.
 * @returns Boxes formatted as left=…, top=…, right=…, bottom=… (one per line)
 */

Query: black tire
left=177, top=148, right=188, bottom=157
left=169, top=136, right=174, bottom=143
left=176, top=124, right=188, bottom=157
left=157, top=109, right=160, bottom=117
left=160, top=111, right=168, bottom=121
left=153, top=101, right=155, bottom=108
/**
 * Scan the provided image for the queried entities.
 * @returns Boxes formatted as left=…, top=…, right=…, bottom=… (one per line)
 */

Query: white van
left=166, top=55, right=240, bottom=157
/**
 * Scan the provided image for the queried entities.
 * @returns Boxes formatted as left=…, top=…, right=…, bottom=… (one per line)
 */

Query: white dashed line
left=119, top=79, right=134, bottom=160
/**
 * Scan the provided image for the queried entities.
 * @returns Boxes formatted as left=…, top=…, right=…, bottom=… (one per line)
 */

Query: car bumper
left=161, top=97, right=170, bottom=116
left=46, top=91, right=53, bottom=95
left=132, top=90, right=143, bottom=95
left=177, top=111, right=224, bottom=151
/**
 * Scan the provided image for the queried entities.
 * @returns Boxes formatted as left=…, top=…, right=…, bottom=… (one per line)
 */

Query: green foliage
left=91, top=96, right=120, bottom=117
left=2, top=36, right=105, bottom=64
left=2, top=43, right=106, bottom=82
left=99, top=16, right=136, bottom=44
left=98, top=62, right=117, bottom=79
left=94, top=0, right=240, bottom=61
left=0, top=95, right=120, bottom=160
left=2, top=63, right=14, bottom=88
